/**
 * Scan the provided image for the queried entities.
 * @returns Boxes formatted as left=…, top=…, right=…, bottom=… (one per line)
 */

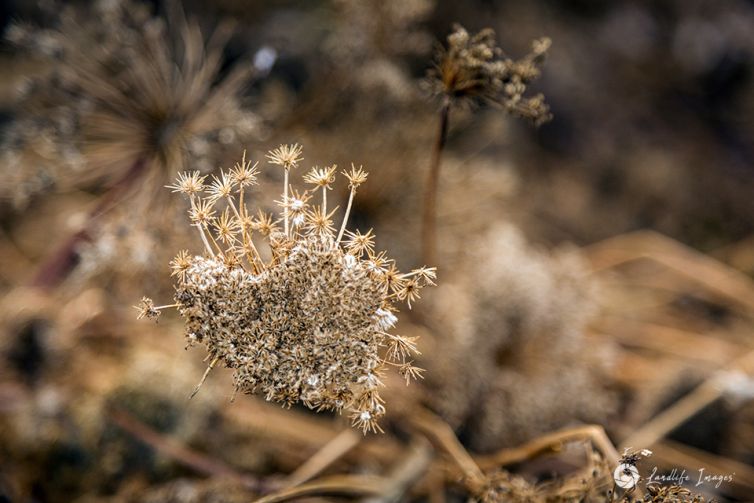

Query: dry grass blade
left=108, top=406, right=264, bottom=491
left=282, top=428, right=361, bottom=488
left=365, top=439, right=434, bottom=503
left=475, top=424, right=620, bottom=472
left=252, top=474, right=387, bottom=503
left=593, top=316, right=744, bottom=366
left=410, top=407, right=486, bottom=492
left=652, top=440, right=754, bottom=494
left=221, top=398, right=401, bottom=465
left=620, top=348, right=754, bottom=450
left=585, top=230, right=754, bottom=314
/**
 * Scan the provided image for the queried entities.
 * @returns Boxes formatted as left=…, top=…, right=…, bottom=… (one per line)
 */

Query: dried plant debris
left=2, top=0, right=258, bottom=209
left=428, top=24, right=552, bottom=124
left=111, top=478, right=253, bottom=503
left=473, top=471, right=541, bottom=503
left=471, top=449, right=614, bottom=502
left=426, top=224, right=614, bottom=451
left=637, top=484, right=712, bottom=503
left=611, top=450, right=713, bottom=503
left=140, top=146, right=435, bottom=434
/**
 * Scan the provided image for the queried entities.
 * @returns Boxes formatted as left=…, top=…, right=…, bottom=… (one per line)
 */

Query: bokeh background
left=1, top=0, right=753, bottom=502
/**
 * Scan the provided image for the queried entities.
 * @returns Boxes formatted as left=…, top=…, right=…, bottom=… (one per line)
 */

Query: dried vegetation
left=1, top=1, right=753, bottom=502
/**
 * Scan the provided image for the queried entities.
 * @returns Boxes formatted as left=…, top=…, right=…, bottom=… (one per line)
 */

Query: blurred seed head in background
left=2, top=0, right=261, bottom=210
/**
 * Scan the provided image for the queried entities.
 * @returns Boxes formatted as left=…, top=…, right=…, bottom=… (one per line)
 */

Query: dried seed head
left=252, top=210, right=277, bottom=236
left=212, top=208, right=240, bottom=245
left=398, top=361, right=425, bottom=385
left=134, top=296, right=160, bottom=321
left=344, top=229, right=376, bottom=257
left=167, top=171, right=207, bottom=196
left=230, top=150, right=259, bottom=189
left=277, top=187, right=312, bottom=230
left=304, top=205, right=338, bottom=237
left=207, top=172, right=236, bottom=202
left=429, top=24, right=552, bottom=125
left=396, top=278, right=422, bottom=308
left=144, top=146, right=435, bottom=433
left=266, top=143, right=303, bottom=171
left=189, top=199, right=216, bottom=225
left=170, top=250, right=192, bottom=282
left=2, top=0, right=257, bottom=208
left=343, top=164, right=369, bottom=191
left=303, top=165, right=337, bottom=189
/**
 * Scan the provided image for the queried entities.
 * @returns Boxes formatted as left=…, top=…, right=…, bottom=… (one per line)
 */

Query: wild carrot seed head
left=428, top=24, right=552, bottom=125
left=150, top=145, right=435, bottom=434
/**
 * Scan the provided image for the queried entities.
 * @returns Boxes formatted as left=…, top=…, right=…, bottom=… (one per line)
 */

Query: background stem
left=30, top=156, right=149, bottom=289
left=421, top=98, right=451, bottom=266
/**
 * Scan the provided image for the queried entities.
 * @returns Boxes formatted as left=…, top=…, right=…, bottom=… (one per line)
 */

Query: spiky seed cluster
left=429, top=24, right=552, bottom=125
left=156, top=145, right=435, bottom=433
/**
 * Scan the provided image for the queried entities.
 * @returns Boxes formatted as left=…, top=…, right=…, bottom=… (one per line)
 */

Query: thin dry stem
left=109, top=406, right=263, bottom=490
left=283, top=170, right=290, bottom=236
left=365, top=439, right=434, bottom=503
left=476, top=424, right=620, bottom=472
left=253, top=475, right=386, bottom=503
left=410, top=407, right=486, bottom=493
left=226, top=196, right=262, bottom=272
left=336, top=188, right=355, bottom=245
left=421, top=98, right=450, bottom=265
left=189, top=356, right=219, bottom=399
left=283, top=428, right=361, bottom=488
left=31, top=156, right=149, bottom=288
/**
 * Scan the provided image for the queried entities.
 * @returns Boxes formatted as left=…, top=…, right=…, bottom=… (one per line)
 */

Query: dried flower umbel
left=142, top=146, right=435, bottom=433
left=428, top=25, right=552, bottom=121
left=421, top=25, right=552, bottom=264
left=4, top=0, right=255, bottom=196
left=6, top=0, right=257, bottom=288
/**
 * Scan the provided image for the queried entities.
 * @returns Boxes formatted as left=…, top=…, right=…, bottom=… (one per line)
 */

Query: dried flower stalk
left=421, top=25, right=552, bottom=264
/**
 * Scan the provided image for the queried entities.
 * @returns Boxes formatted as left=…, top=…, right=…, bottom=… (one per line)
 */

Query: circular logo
left=614, top=463, right=640, bottom=489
